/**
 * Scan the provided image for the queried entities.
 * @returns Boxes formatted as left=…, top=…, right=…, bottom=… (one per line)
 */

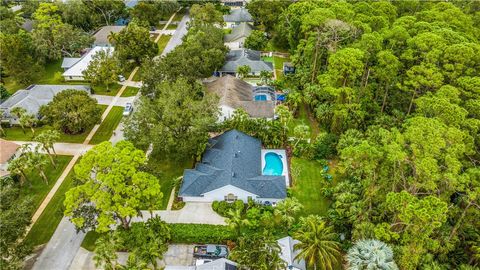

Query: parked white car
left=118, top=75, right=126, bottom=82
left=123, top=102, right=133, bottom=116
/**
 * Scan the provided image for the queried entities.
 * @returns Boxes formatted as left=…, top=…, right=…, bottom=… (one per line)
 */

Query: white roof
left=62, top=46, right=114, bottom=77
left=278, top=236, right=307, bottom=270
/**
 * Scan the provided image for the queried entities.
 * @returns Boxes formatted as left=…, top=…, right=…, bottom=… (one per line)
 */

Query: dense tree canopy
left=110, top=21, right=157, bottom=65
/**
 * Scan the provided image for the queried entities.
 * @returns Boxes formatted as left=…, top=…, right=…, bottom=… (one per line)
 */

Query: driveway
left=133, top=203, right=226, bottom=225
left=92, top=95, right=135, bottom=106
left=13, top=141, right=92, bottom=156
left=32, top=218, right=86, bottom=270
left=162, top=10, right=190, bottom=56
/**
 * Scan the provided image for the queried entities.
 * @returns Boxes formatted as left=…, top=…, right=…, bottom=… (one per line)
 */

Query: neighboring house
left=165, top=258, right=238, bottom=270
left=204, top=75, right=275, bottom=121
left=224, top=22, right=254, bottom=49
left=179, top=129, right=288, bottom=205
left=61, top=57, right=81, bottom=71
left=219, top=49, right=273, bottom=77
left=0, top=139, right=20, bottom=178
left=221, top=0, right=245, bottom=8
left=93, top=25, right=125, bottom=46
left=0, top=84, right=91, bottom=124
left=283, top=62, right=295, bottom=75
left=223, top=8, right=253, bottom=28
left=62, top=46, right=115, bottom=81
left=278, top=236, right=307, bottom=270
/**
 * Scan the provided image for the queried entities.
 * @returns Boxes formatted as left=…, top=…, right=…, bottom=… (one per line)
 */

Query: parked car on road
left=118, top=75, right=126, bottom=82
left=193, top=245, right=229, bottom=259
left=123, top=102, right=133, bottom=116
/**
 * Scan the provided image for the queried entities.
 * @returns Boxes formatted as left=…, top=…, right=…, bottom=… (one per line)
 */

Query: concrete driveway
left=162, top=10, right=190, bottom=56
left=92, top=95, right=135, bottom=106
left=134, top=203, right=226, bottom=225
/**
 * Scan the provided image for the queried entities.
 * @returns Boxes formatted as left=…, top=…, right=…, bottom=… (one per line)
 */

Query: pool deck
left=261, top=149, right=290, bottom=186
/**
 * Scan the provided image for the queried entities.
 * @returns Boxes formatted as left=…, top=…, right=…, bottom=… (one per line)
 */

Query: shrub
left=212, top=200, right=244, bottom=217
left=313, top=132, right=338, bottom=159
left=170, top=224, right=232, bottom=244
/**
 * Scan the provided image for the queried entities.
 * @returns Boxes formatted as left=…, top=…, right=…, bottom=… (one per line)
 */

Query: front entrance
left=224, top=193, right=237, bottom=202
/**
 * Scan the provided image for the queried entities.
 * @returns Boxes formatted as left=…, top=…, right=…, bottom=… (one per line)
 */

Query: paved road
left=32, top=218, right=86, bottom=270
left=162, top=10, right=190, bottom=56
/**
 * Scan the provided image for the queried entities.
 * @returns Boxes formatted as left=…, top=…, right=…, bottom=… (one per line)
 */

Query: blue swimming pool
left=263, top=152, right=283, bottom=175
left=255, top=94, right=267, bottom=101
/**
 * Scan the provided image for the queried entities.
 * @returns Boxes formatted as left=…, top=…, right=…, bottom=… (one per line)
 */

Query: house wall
left=182, top=185, right=284, bottom=204
left=218, top=105, right=236, bottom=122
left=225, top=37, right=246, bottom=49
left=63, top=75, right=85, bottom=81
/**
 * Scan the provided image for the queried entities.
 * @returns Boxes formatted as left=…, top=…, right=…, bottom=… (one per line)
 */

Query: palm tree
left=10, top=107, right=27, bottom=133
left=274, top=197, right=303, bottom=231
left=346, top=239, right=398, bottom=270
left=293, top=216, right=341, bottom=270
left=225, top=208, right=250, bottom=238
left=20, top=113, right=37, bottom=137
left=230, top=233, right=286, bottom=270
left=236, top=65, right=251, bottom=79
left=7, top=155, right=30, bottom=186
left=27, top=150, right=49, bottom=184
left=93, top=234, right=119, bottom=270
left=34, top=130, right=60, bottom=167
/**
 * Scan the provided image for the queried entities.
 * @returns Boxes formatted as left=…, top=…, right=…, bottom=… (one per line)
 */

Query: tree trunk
left=40, top=170, right=48, bottom=185
left=47, top=150, right=57, bottom=168
left=381, top=84, right=389, bottom=113
left=448, top=201, right=472, bottom=241
left=407, top=90, right=416, bottom=115
left=364, top=68, right=370, bottom=88
left=30, top=126, right=35, bottom=137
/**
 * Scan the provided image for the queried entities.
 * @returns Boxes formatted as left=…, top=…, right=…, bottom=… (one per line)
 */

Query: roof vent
left=232, top=172, right=236, bottom=177
left=234, top=152, right=238, bottom=158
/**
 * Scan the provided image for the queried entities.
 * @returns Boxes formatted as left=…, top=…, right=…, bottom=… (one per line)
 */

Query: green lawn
left=120, top=86, right=139, bottom=97
left=290, top=157, right=332, bottom=216
left=172, top=9, right=185, bottom=21
left=145, top=156, right=193, bottom=210
left=91, top=83, right=121, bottom=96
left=288, top=104, right=320, bottom=139
left=82, top=231, right=102, bottom=251
left=261, top=56, right=273, bottom=63
left=273, top=56, right=290, bottom=79
left=24, top=158, right=78, bottom=247
left=157, top=23, right=177, bottom=30
left=157, top=34, right=172, bottom=55
left=0, top=105, right=107, bottom=143
left=20, top=155, right=73, bottom=213
left=132, top=68, right=142, bottom=82
left=89, top=106, right=124, bottom=144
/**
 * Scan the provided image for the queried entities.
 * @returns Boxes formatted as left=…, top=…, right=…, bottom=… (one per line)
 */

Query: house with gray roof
left=223, top=8, right=253, bottom=28
left=224, top=22, right=254, bottom=49
left=204, top=75, right=275, bottom=121
left=219, top=49, right=273, bottom=77
left=179, top=129, right=287, bottom=204
left=0, top=84, right=90, bottom=124
left=93, top=26, right=125, bottom=46
left=62, top=46, right=115, bottom=81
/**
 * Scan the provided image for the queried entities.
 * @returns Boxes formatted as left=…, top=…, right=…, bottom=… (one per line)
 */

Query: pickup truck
left=193, top=245, right=229, bottom=259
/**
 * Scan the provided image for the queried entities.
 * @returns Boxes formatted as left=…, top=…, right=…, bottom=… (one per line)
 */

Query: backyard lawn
left=288, top=104, right=320, bottom=139
left=120, top=86, right=139, bottom=97
left=145, top=156, right=193, bottom=210
left=290, top=157, right=333, bottom=216
left=273, top=56, right=290, bottom=80
left=89, top=106, right=124, bottom=144
left=20, top=155, right=73, bottom=213
left=24, top=158, right=78, bottom=247
left=157, top=34, right=172, bottom=55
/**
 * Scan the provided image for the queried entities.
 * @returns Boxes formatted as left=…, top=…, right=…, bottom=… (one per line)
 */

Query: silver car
left=123, top=102, right=133, bottom=116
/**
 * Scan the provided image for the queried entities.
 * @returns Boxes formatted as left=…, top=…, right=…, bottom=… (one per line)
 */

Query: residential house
left=0, top=139, right=20, bottom=178
left=204, top=75, right=275, bottom=121
left=179, top=129, right=288, bottom=205
left=224, top=22, right=254, bottom=49
left=278, top=236, right=307, bottom=270
left=218, top=49, right=273, bottom=77
left=93, top=25, right=125, bottom=46
left=62, top=46, right=115, bottom=81
left=221, top=0, right=246, bottom=8
left=0, top=84, right=91, bottom=124
left=223, top=8, right=253, bottom=28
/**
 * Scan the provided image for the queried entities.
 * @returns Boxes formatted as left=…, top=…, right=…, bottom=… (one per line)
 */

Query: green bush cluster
left=170, top=224, right=232, bottom=244
left=212, top=200, right=244, bottom=217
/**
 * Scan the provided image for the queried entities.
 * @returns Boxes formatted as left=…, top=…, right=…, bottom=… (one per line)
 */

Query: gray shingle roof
left=61, top=57, right=81, bottom=69
left=220, top=49, right=273, bottom=73
left=180, top=130, right=286, bottom=199
left=224, top=22, right=254, bottom=43
left=223, top=8, right=253, bottom=23
left=93, top=26, right=125, bottom=46
left=0, top=85, right=91, bottom=117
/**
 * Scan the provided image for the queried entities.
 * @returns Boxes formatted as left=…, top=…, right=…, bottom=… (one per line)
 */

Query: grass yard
left=0, top=105, right=107, bottom=143
left=158, top=23, right=178, bottom=30
left=273, top=56, right=290, bottom=80
left=24, top=158, right=79, bottom=247
left=132, top=68, right=142, bottom=82
left=172, top=8, right=185, bottom=21
left=288, top=104, right=320, bottom=139
left=19, top=155, right=73, bottom=213
left=91, top=83, right=121, bottom=96
left=82, top=231, right=102, bottom=251
left=120, top=86, right=139, bottom=97
left=261, top=56, right=273, bottom=62
left=89, top=106, right=124, bottom=144
left=157, top=34, right=172, bottom=55
left=290, top=157, right=333, bottom=216
left=145, top=156, right=193, bottom=210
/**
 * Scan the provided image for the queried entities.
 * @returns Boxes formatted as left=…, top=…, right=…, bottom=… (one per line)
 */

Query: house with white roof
left=62, top=46, right=115, bottom=81
left=278, top=236, right=307, bottom=270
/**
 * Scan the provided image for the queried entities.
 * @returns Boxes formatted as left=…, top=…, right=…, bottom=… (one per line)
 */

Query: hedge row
left=170, top=224, right=233, bottom=244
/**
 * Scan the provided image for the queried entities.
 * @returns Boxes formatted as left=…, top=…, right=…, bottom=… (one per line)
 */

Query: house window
left=225, top=193, right=237, bottom=202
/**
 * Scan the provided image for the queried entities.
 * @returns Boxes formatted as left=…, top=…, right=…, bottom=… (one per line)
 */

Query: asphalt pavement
left=162, top=11, right=190, bottom=56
